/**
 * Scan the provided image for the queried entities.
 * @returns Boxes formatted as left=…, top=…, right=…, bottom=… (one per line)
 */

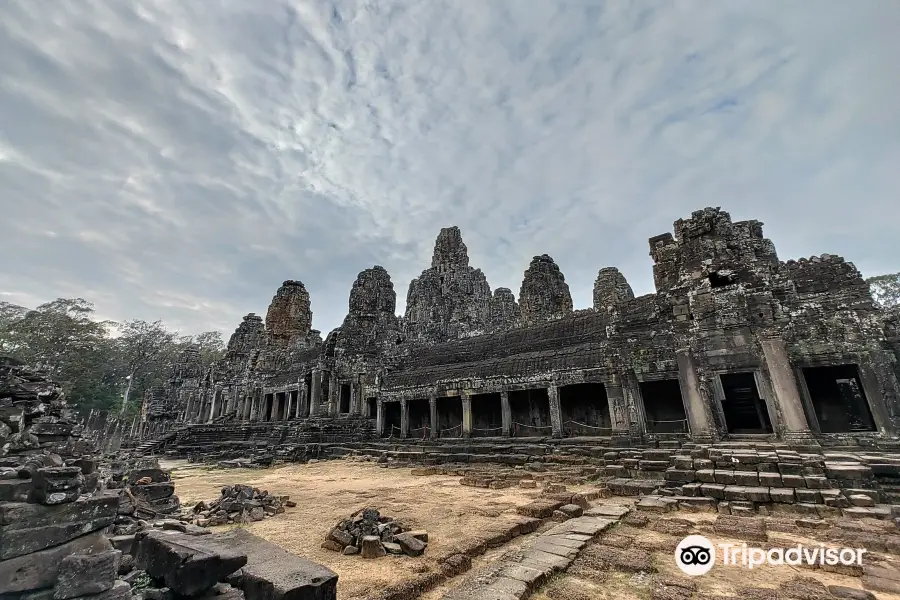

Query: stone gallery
left=141, top=207, right=900, bottom=448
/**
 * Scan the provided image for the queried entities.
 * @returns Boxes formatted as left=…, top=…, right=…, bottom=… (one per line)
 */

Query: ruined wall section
left=518, top=255, right=573, bottom=326
left=403, top=227, right=493, bottom=342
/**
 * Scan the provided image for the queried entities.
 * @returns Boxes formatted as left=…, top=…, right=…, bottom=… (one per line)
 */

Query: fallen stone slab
left=0, top=531, right=112, bottom=594
left=134, top=530, right=248, bottom=596
left=545, top=516, right=615, bottom=537
left=583, top=505, right=631, bottom=518
left=211, top=528, right=338, bottom=600
left=53, top=549, right=121, bottom=599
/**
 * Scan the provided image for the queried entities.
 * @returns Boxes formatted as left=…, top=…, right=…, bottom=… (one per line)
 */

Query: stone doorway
left=408, top=399, right=430, bottom=437
left=275, top=391, right=287, bottom=420
left=471, top=392, right=503, bottom=437
left=263, top=393, right=274, bottom=421
left=339, top=384, right=351, bottom=414
left=802, top=364, right=876, bottom=433
left=719, top=372, right=772, bottom=434
left=436, top=396, right=463, bottom=437
left=559, top=383, right=610, bottom=436
left=638, top=379, right=688, bottom=433
left=509, top=388, right=552, bottom=436
left=366, top=397, right=377, bottom=418
left=383, top=401, right=401, bottom=437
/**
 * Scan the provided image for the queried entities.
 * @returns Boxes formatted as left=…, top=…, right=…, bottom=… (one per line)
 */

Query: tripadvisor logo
left=675, top=535, right=867, bottom=576
left=675, top=535, right=715, bottom=576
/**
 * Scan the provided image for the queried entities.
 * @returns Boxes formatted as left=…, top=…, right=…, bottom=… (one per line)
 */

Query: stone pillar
left=759, top=336, right=814, bottom=440
left=249, top=392, right=259, bottom=421
left=225, top=390, right=235, bottom=415
left=310, top=370, right=321, bottom=416
left=299, top=382, right=308, bottom=418
left=500, top=390, right=512, bottom=437
left=207, top=392, right=217, bottom=424
left=400, top=398, right=409, bottom=439
left=376, top=399, right=385, bottom=437
left=548, top=384, right=562, bottom=438
left=328, top=372, right=338, bottom=416
left=429, top=395, right=438, bottom=439
left=461, top=392, right=473, bottom=438
left=675, top=349, right=717, bottom=442
left=274, top=393, right=284, bottom=421
left=605, top=381, right=629, bottom=433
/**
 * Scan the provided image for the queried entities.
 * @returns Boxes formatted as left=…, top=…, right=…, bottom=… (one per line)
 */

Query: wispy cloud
left=1, top=0, right=898, bottom=335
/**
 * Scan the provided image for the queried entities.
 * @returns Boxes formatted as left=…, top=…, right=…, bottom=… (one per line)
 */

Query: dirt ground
left=163, top=458, right=547, bottom=600
left=165, top=459, right=900, bottom=600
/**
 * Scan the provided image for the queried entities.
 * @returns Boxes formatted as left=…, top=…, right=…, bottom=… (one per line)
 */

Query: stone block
left=0, top=532, right=112, bottom=594
left=128, top=468, right=170, bottom=483
left=695, top=469, right=716, bottom=483
left=360, top=535, right=386, bottom=558
left=134, top=531, right=248, bottom=596
left=769, top=488, right=795, bottom=503
left=130, top=482, right=175, bottom=502
left=664, top=468, right=695, bottom=483
left=394, top=533, right=426, bottom=557
left=826, top=463, right=871, bottom=481
left=781, top=474, right=806, bottom=488
left=796, top=489, right=822, bottom=504
left=700, top=483, right=726, bottom=500
left=681, top=483, right=702, bottom=497
left=734, top=471, right=760, bottom=486
left=804, top=476, right=829, bottom=489
left=714, top=470, right=736, bottom=485
left=759, top=472, right=782, bottom=487
left=848, top=494, right=875, bottom=507
left=53, top=549, right=121, bottom=599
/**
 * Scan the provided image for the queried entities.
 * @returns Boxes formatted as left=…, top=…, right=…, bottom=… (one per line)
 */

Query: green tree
left=192, top=330, right=226, bottom=369
left=116, top=319, right=177, bottom=415
left=867, top=272, right=900, bottom=309
left=1, top=298, right=121, bottom=412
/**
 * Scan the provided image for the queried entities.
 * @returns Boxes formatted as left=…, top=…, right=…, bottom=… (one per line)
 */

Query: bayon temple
left=139, top=206, right=900, bottom=451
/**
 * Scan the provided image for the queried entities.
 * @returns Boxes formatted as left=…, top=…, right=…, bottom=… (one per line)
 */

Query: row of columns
left=374, top=335, right=826, bottom=442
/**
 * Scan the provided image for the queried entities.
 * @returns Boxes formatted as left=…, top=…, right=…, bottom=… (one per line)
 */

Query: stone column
left=400, top=398, right=409, bottom=439
left=328, top=372, right=338, bottom=416
left=299, top=382, right=308, bottom=418
left=548, top=384, right=562, bottom=438
left=675, top=349, right=716, bottom=442
left=605, top=381, right=629, bottom=433
left=249, top=392, right=259, bottom=421
left=207, top=392, right=217, bottom=424
left=429, top=395, right=438, bottom=439
left=274, top=393, right=284, bottom=421
left=376, top=399, right=385, bottom=437
left=759, top=336, right=814, bottom=440
left=225, top=390, right=235, bottom=415
left=309, top=370, right=321, bottom=416
left=461, top=392, right=473, bottom=438
left=500, top=391, right=512, bottom=437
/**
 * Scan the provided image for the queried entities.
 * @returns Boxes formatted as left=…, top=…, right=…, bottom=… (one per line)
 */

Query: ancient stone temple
left=142, top=207, right=900, bottom=448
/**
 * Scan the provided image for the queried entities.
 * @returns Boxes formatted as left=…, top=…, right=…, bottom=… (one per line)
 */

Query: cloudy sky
left=1, top=1, right=898, bottom=337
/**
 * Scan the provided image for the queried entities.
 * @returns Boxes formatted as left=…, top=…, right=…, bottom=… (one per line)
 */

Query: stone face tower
left=264, top=280, right=313, bottom=347
left=403, top=227, right=493, bottom=342
left=518, top=254, right=573, bottom=325
left=593, top=267, right=635, bottom=312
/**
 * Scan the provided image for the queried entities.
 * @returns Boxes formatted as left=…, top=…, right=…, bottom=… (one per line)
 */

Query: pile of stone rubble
left=189, top=484, right=295, bottom=527
left=322, top=507, right=428, bottom=558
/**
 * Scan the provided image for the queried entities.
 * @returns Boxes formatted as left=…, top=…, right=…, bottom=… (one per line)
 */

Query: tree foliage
left=867, top=272, right=900, bottom=309
left=0, top=298, right=226, bottom=417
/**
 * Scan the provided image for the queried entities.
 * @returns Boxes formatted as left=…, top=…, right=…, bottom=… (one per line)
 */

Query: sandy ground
left=163, top=458, right=544, bottom=600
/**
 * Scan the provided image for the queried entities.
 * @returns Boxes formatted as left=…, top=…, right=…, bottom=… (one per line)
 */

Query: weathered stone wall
left=518, top=255, right=573, bottom=326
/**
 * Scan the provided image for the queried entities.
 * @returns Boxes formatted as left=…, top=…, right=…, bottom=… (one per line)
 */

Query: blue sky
left=1, top=1, right=898, bottom=336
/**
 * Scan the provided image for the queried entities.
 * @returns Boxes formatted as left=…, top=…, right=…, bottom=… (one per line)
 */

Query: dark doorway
left=288, top=390, right=299, bottom=419
left=471, top=392, right=503, bottom=437
left=321, top=373, right=330, bottom=412
left=639, top=379, right=688, bottom=433
left=509, top=388, right=552, bottom=436
left=339, top=384, right=351, bottom=414
left=802, top=365, right=876, bottom=433
left=720, top=373, right=772, bottom=434
left=436, top=396, right=463, bottom=437
left=275, top=391, right=287, bottom=420
left=383, top=401, right=402, bottom=437
left=559, top=383, right=611, bottom=436
left=408, top=399, right=430, bottom=437
left=263, top=393, right=274, bottom=421
left=244, top=396, right=252, bottom=420
left=366, top=397, right=377, bottom=419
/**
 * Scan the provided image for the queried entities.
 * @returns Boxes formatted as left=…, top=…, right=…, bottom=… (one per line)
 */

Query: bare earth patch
left=163, top=458, right=543, bottom=600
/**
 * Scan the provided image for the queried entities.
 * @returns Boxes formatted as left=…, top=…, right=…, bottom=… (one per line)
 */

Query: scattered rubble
left=322, top=507, right=428, bottom=558
left=189, top=484, right=296, bottom=527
